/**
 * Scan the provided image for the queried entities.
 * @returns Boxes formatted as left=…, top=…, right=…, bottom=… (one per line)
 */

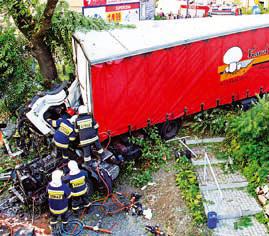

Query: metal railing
left=167, top=136, right=223, bottom=202
left=203, top=152, right=223, bottom=200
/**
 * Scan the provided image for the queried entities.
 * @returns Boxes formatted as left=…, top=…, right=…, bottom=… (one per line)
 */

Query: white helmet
left=78, top=105, right=88, bottom=114
left=51, top=169, right=63, bottom=187
left=68, top=160, right=80, bottom=175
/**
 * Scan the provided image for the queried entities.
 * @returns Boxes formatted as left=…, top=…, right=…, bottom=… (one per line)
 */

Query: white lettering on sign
left=107, top=0, right=138, bottom=4
left=115, top=5, right=131, bottom=10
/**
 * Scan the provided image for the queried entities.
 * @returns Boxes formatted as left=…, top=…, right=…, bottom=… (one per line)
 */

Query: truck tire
left=160, top=120, right=179, bottom=140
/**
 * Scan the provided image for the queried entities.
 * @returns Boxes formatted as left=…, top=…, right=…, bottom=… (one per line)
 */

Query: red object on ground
left=90, top=27, right=269, bottom=140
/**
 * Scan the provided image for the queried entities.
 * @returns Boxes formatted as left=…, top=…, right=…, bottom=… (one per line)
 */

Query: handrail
left=204, top=152, right=223, bottom=200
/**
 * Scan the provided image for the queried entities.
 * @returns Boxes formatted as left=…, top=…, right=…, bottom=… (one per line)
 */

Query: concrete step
left=196, top=166, right=248, bottom=190
left=200, top=182, right=248, bottom=191
left=203, top=188, right=262, bottom=220
left=192, top=159, right=226, bottom=166
left=213, top=217, right=268, bottom=236
left=190, top=147, right=227, bottom=166
left=186, top=137, right=225, bottom=145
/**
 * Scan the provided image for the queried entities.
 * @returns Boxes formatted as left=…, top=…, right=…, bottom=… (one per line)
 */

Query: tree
left=0, top=0, right=112, bottom=87
left=0, top=0, right=60, bottom=86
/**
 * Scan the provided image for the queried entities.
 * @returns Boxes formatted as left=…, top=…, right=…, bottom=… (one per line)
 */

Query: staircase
left=189, top=139, right=268, bottom=236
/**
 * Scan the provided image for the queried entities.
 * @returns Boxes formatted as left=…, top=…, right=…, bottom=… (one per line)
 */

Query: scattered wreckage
left=0, top=99, right=142, bottom=219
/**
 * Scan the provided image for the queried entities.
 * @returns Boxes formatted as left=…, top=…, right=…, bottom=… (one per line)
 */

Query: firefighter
left=64, top=160, right=91, bottom=214
left=47, top=169, right=71, bottom=231
left=47, top=107, right=76, bottom=164
left=75, top=105, right=105, bottom=165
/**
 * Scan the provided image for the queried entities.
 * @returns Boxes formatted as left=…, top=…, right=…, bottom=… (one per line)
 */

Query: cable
left=105, top=132, right=111, bottom=150
left=60, top=219, right=84, bottom=236
left=98, top=131, right=111, bottom=150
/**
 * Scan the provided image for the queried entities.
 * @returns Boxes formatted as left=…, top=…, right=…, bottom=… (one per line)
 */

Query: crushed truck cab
left=26, top=80, right=81, bottom=135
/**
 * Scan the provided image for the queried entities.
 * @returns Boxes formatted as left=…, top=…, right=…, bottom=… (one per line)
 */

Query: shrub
left=225, top=97, right=269, bottom=194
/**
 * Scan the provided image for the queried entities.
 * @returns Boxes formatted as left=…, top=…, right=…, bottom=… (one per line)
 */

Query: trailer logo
left=218, top=46, right=269, bottom=81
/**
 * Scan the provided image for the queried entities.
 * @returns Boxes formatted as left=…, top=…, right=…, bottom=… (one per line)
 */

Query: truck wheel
left=160, top=120, right=179, bottom=140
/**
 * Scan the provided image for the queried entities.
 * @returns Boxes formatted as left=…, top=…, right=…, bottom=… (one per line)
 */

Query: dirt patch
left=116, top=161, right=210, bottom=236
left=141, top=161, right=205, bottom=236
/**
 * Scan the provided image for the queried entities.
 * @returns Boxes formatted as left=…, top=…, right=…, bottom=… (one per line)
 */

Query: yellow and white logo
left=218, top=46, right=269, bottom=81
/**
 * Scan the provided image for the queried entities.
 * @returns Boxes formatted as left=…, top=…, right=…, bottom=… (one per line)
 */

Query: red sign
left=106, top=3, right=140, bottom=12
left=84, top=0, right=106, bottom=7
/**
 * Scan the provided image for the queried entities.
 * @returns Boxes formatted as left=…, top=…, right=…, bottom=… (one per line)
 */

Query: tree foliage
left=49, top=1, right=111, bottom=65
left=0, top=0, right=112, bottom=84
left=0, top=28, right=44, bottom=114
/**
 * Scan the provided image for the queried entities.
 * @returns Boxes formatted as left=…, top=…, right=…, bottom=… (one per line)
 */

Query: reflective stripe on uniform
left=48, top=190, right=64, bottom=195
left=77, top=119, right=92, bottom=129
left=94, top=123, right=99, bottom=129
left=71, top=187, right=87, bottom=197
left=54, top=140, right=68, bottom=149
left=80, top=136, right=98, bottom=145
left=84, top=156, right=91, bottom=162
left=97, top=148, right=104, bottom=154
left=48, top=190, right=65, bottom=200
left=59, top=123, right=73, bottom=136
left=72, top=206, right=80, bottom=210
left=52, top=120, right=57, bottom=127
left=69, top=137, right=76, bottom=141
left=50, top=220, right=58, bottom=225
left=70, top=176, right=85, bottom=188
left=62, top=155, right=69, bottom=159
left=49, top=207, right=68, bottom=215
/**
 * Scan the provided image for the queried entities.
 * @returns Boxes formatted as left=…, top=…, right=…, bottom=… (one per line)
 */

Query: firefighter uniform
left=75, top=113, right=104, bottom=163
left=64, top=170, right=90, bottom=211
left=47, top=183, right=71, bottom=225
left=48, top=115, right=76, bottom=163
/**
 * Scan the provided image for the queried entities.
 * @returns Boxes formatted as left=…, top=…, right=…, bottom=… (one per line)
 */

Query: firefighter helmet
left=68, top=160, right=80, bottom=175
left=78, top=105, right=88, bottom=114
left=51, top=169, right=63, bottom=187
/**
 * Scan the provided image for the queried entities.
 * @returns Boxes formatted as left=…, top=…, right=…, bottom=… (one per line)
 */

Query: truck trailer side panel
left=90, top=27, right=269, bottom=140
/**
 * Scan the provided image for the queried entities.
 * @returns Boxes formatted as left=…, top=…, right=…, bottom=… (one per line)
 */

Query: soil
left=142, top=162, right=199, bottom=236
left=116, top=160, right=210, bottom=236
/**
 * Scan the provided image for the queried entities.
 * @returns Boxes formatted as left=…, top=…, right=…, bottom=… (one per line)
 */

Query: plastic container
left=207, top=211, right=218, bottom=229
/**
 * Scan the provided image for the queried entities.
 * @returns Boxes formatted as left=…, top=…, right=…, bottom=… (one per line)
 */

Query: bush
left=128, top=126, right=170, bottom=187
left=191, top=108, right=238, bottom=136
left=225, top=97, right=269, bottom=194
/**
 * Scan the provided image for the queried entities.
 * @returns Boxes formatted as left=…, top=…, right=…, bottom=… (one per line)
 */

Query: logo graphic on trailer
left=218, top=46, right=269, bottom=81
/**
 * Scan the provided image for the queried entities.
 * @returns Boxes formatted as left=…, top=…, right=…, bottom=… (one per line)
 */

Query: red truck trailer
left=27, top=15, right=269, bottom=141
